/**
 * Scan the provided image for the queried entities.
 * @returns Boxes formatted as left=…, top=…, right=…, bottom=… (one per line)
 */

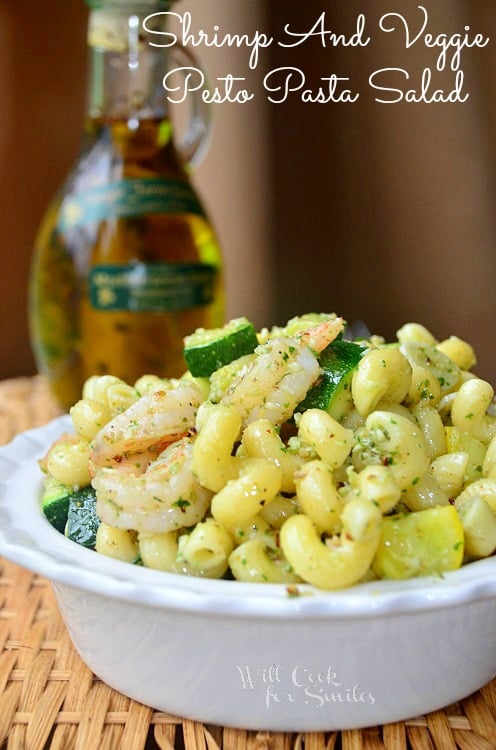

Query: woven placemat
left=1, top=375, right=496, bottom=750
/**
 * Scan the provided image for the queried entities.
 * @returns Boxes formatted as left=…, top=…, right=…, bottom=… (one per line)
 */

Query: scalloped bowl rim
left=1, top=415, right=496, bottom=621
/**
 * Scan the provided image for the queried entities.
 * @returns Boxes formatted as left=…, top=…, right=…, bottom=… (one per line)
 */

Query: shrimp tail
left=299, top=317, right=345, bottom=354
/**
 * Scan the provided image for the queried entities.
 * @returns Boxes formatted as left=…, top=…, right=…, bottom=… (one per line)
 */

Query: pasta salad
left=39, top=313, right=496, bottom=591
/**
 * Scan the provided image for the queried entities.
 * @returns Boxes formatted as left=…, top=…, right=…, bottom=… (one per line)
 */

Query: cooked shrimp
left=90, top=380, right=204, bottom=468
left=221, top=317, right=344, bottom=426
left=92, top=437, right=212, bottom=533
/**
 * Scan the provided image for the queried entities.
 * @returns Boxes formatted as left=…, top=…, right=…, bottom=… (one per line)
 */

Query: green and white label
left=58, top=178, right=205, bottom=231
left=89, top=263, right=217, bottom=312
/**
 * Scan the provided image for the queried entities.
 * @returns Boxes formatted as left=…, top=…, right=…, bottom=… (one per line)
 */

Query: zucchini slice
left=42, top=476, right=72, bottom=533
left=184, top=317, right=258, bottom=377
left=66, top=486, right=101, bottom=549
left=298, top=340, right=366, bottom=420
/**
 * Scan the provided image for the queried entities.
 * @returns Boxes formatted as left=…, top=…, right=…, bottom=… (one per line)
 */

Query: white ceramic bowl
left=1, top=416, right=496, bottom=732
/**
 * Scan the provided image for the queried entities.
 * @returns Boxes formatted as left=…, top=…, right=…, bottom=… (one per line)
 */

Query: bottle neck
left=87, top=8, right=170, bottom=122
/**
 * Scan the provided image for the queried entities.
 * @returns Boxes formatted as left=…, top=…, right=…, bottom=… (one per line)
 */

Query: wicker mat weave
left=1, top=375, right=496, bottom=750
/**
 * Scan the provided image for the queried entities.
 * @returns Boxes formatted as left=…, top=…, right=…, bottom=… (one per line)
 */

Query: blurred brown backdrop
left=1, top=0, right=496, bottom=382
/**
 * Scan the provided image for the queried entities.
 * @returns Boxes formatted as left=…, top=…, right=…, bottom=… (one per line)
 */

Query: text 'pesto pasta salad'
left=39, top=313, right=496, bottom=591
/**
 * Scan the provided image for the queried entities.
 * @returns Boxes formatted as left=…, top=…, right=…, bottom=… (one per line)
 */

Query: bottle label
left=58, top=178, right=205, bottom=231
left=89, top=263, right=217, bottom=312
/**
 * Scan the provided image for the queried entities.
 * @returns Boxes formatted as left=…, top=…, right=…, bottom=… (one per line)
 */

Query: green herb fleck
left=172, top=498, right=191, bottom=511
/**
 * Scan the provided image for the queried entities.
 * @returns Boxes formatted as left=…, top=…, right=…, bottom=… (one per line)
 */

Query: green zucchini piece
left=42, top=476, right=72, bottom=533
left=184, top=317, right=258, bottom=377
left=298, top=340, right=366, bottom=420
left=66, top=486, right=101, bottom=549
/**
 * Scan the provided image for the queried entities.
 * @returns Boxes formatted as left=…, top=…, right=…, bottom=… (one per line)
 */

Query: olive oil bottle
left=30, top=0, right=224, bottom=410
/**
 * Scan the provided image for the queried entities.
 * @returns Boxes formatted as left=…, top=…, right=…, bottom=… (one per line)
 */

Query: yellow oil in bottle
left=29, top=4, right=224, bottom=410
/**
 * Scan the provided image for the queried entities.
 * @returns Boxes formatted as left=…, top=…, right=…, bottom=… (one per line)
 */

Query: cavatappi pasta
left=40, top=315, right=496, bottom=591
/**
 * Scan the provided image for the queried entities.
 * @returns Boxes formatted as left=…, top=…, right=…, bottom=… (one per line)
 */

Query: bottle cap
left=86, top=0, right=174, bottom=9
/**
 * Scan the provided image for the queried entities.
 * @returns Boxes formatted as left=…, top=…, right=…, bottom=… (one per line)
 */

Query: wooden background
left=2, top=0, right=496, bottom=382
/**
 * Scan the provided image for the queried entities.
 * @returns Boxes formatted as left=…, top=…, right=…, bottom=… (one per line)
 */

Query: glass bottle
left=29, top=0, right=224, bottom=410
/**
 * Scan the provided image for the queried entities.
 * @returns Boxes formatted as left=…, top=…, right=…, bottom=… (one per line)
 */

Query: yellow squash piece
left=372, top=505, right=464, bottom=580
